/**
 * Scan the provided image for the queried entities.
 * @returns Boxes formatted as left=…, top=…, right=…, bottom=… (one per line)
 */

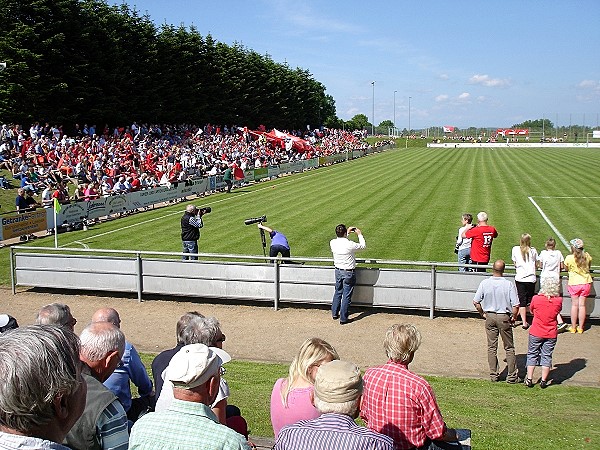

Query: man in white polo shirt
left=330, top=224, right=366, bottom=325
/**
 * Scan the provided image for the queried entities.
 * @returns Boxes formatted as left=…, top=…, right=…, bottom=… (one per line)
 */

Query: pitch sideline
left=59, top=162, right=351, bottom=248
left=527, top=195, right=599, bottom=251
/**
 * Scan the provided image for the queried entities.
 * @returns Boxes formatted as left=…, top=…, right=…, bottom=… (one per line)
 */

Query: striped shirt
left=274, top=413, right=394, bottom=450
left=97, top=399, right=129, bottom=450
left=129, top=399, right=249, bottom=450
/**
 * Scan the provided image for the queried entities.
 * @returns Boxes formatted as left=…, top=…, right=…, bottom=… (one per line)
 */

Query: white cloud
left=458, top=92, right=470, bottom=101
left=345, top=107, right=360, bottom=116
left=575, top=80, right=600, bottom=102
left=468, top=74, right=511, bottom=87
left=438, top=73, right=449, bottom=80
left=268, top=0, right=361, bottom=34
left=577, top=80, right=599, bottom=89
left=435, top=94, right=449, bottom=102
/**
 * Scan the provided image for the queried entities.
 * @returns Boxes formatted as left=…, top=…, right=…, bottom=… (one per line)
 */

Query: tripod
left=258, top=227, right=268, bottom=262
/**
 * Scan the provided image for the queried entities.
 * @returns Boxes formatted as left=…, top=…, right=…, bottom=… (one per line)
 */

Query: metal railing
left=10, top=246, right=599, bottom=319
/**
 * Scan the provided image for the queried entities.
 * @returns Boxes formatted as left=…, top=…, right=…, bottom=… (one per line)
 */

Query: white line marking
left=67, top=241, right=89, bottom=249
left=528, top=196, right=570, bottom=250
left=534, top=196, right=600, bottom=199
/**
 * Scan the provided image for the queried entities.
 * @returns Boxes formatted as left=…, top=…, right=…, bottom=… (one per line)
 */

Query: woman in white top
left=456, top=213, right=473, bottom=272
left=511, top=233, right=538, bottom=329
left=537, top=237, right=567, bottom=332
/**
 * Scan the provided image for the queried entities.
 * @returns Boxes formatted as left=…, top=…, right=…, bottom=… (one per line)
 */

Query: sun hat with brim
left=166, top=343, right=224, bottom=390
left=569, top=238, right=584, bottom=250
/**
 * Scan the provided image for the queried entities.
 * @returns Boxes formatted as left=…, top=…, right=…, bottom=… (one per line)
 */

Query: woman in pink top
left=525, top=277, right=563, bottom=388
left=270, top=337, right=339, bottom=438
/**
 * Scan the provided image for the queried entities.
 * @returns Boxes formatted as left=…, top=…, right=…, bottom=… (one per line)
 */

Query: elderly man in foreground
left=65, top=322, right=129, bottom=450
left=361, top=324, right=468, bottom=450
left=0, top=325, right=86, bottom=449
left=130, top=344, right=250, bottom=450
left=275, top=359, right=394, bottom=450
left=93, top=307, right=154, bottom=423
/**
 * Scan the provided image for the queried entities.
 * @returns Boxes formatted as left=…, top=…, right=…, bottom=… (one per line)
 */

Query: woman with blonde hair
left=537, top=237, right=567, bottom=332
left=564, top=238, right=593, bottom=333
left=511, top=233, right=538, bottom=329
left=270, top=337, right=339, bottom=438
left=525, top=277, right=563, bottom=388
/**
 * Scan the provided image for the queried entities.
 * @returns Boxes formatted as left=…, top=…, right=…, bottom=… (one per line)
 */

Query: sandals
left=524, top=378, right=534, bottom=388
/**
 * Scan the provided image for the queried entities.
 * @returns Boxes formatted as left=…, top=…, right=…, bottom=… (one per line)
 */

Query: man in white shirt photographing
left=330, top=224, right=366, bottom=325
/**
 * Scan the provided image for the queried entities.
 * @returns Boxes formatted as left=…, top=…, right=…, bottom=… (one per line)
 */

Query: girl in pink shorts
left=564, top=238, right=593, bottom=333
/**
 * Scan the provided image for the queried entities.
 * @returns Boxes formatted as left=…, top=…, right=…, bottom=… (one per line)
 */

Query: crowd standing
left=461, top=209, right=595, bottom=388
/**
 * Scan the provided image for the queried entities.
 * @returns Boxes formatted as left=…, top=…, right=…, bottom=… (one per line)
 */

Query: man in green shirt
left=130, top=344, right=250, bottom=450
left=223, top=164, right=233, bottom=193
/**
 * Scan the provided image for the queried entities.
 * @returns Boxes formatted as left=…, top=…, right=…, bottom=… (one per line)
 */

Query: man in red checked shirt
left=462, top=211, right=498, bottom=272
left=361, top=324, right=466, bottom=450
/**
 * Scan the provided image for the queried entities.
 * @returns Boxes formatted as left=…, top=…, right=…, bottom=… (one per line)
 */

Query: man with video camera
left=257, top=223, right=291, bottom=259
left=181, top=204, right=210, bottom=260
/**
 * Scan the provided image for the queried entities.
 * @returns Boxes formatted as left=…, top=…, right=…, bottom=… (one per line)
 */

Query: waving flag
left=443, top=126, right=456, bottom=133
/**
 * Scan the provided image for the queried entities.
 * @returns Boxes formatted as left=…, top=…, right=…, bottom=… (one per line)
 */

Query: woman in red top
left=525, top=277, right=563, bottom=388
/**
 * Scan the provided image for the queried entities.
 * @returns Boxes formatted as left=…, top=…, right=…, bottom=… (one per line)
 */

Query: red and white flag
left=443, top=126, right=455, bottom=133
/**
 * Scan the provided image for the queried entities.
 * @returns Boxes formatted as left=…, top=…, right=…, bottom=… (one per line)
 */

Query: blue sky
left=110, top=0, right=599, bottom=129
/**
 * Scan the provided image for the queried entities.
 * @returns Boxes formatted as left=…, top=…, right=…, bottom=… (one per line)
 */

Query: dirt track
left=2, top=287, right=598, bottom=387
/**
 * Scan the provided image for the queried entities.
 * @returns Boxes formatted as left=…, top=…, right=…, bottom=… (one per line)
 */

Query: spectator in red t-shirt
left=462, top=211, right=498, bottom=272
left=525, top=277, right=563, bottom=388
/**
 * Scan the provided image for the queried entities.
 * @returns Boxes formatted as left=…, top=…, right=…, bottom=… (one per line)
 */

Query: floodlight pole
left=393, top=90, right=397, bottom=130
left=406, top=96, right=411, bottom=149
left=371, top=81, right=375, bottom=136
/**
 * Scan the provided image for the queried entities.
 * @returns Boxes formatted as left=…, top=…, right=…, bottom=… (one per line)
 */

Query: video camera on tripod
left=244, top=215, right=267, bottom=225
left=244, top=215, right=268, bottom=258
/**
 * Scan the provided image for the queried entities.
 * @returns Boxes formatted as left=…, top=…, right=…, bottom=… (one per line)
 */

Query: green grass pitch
left=53, top=146, right=600, bottom=262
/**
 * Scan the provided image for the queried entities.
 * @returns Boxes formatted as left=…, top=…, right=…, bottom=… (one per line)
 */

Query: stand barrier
left=10, top=246, right=599, bottom=319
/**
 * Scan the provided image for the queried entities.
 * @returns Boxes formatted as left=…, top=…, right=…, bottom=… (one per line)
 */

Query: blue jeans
left=457, top=248, right=471, bottom=272
left=332, top=268, right=356, bottom=323
left=182, top=240, right=198, bottom=260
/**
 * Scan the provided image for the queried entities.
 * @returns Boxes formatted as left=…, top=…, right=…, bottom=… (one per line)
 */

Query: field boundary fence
left=10, top=246, right=599, bottom=320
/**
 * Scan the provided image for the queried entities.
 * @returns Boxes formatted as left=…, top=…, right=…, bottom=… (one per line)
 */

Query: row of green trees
left=0, top=0, right=336, bottom=130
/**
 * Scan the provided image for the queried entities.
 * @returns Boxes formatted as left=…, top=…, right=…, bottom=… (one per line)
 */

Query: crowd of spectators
left=1, top=310, right=468, bottom=450
left=0, top=122, right=380, bottom=206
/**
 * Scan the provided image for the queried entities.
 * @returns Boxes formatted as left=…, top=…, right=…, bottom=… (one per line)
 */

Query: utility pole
left=371, top=81, right=375, bottom=136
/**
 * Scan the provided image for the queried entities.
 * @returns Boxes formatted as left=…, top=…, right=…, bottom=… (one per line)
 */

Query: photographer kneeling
left=181, top=204, right=210, bottom=260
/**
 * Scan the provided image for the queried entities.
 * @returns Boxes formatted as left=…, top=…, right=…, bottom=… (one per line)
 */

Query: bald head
left=492, top=259, right=505, bottom=275
left=92, top=308, right=121, bottom=328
